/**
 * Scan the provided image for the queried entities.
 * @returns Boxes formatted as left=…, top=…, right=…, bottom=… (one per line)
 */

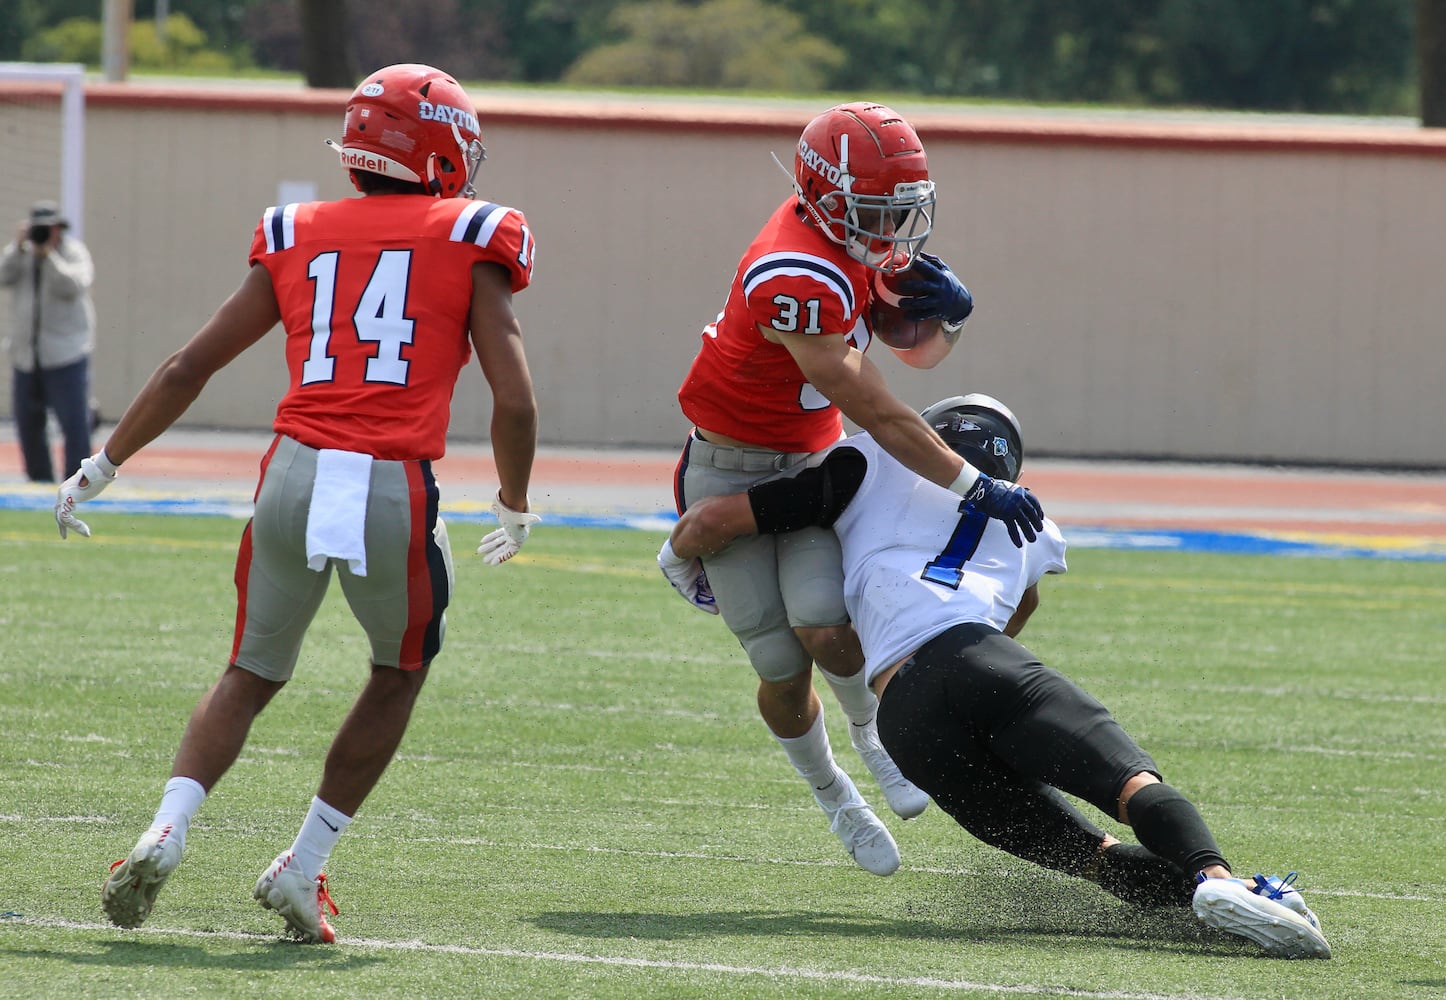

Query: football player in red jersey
left=56, top=63, right=540, bottom=942
left=663, top=102, right=1044, bottom=875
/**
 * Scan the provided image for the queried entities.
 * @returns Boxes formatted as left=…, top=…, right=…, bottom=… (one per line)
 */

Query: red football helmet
left=329, top=63, right=486, bottom=198
left=792, top=102, right=935, bottom=273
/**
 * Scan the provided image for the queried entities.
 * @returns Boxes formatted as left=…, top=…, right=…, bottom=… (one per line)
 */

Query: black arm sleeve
left=747, top=446, right=867, bottom=534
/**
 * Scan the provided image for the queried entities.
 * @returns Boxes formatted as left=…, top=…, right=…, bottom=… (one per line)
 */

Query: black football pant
left=877, top=622, right=1164, bottom=877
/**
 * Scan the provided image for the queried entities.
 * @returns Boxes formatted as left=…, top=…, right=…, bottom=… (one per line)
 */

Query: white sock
left=774, top=710, right=847, bottom=803
left=288, top=797, right=353, bottom=880
left=151, top=776, right=206, bottom=850
left=818, top=666, right=879, bottom=731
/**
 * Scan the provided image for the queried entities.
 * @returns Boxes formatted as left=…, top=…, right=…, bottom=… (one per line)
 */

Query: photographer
left=1, top=201, right=97, bottom=482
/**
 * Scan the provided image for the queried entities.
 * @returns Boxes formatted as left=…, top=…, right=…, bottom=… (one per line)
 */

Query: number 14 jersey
left=250, top=194, right=534, bottom=461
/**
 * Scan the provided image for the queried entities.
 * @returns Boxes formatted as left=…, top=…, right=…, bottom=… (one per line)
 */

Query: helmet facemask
left=791, top=126, right=936, bottom=274
left=833, top=179, right=934, bottom=273
left=427, top=125, right=486, bottom=199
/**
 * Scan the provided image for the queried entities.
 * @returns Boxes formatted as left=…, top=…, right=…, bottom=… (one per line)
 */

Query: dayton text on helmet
left=797, top=138, right=843, bottom=186
left=418, top=101, right=480, bottom=137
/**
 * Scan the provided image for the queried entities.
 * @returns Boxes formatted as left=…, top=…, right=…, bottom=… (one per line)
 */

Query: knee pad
left=735, top=618, right=813, bottom=683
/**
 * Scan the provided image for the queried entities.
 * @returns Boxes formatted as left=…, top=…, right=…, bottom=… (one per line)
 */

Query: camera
left=28, top=224, right=52, bottom=245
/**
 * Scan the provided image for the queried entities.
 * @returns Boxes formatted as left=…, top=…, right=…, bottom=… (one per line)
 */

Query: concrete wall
left=3, top=81, right=1443, bottom=467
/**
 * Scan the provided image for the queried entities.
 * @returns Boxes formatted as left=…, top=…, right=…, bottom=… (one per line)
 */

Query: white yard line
left=10, top=917, right=1255, bottom=1000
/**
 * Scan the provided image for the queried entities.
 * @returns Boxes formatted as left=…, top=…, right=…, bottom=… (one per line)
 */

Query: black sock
left=1125, top=782, right=1229, bottom=877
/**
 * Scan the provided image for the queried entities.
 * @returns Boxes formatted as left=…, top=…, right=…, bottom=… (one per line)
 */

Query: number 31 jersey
left=678, top=197, right=875, bottom=453
left=249, top=194, right=534, bottom=461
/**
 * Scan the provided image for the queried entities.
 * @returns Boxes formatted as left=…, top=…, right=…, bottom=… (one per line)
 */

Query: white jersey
left=829, top=434, right=1068, bottom=684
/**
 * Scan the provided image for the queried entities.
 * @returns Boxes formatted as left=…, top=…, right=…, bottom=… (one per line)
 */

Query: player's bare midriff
left=694, top=427, right=767, bottom=450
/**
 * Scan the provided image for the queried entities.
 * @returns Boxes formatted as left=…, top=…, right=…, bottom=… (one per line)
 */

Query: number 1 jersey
left=830, top=434, right=1069, bottom=682
left=250, top=194, right=534, bottom=461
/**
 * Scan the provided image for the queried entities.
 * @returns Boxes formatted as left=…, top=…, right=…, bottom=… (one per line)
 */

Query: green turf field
left=1, top=510, right=1442, bottom=998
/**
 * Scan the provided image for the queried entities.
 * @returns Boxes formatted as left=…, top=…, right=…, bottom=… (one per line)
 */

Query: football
left=869, top=266, right=941, bottom=350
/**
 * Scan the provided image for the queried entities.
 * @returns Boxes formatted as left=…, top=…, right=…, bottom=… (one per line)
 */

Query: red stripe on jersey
left=398, top=460, right=433, bottom=670
left=229, top=520, right=255, bottom=667
left=230, top=437, right=279, bottom=665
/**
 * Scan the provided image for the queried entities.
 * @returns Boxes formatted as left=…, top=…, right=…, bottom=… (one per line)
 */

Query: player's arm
left=469, top=259, right=541, bottom=566
left=102, top=264, right=280, bottom=465
left=54, top=264, right=280, bottom=538
left=469, top=260, right=537, bottom=513
left=775, top=327, right=963, bottom=489
left=776, top=327, right=1044, bottom=547
left=1004, top=583, right=1040, bottom=637
left=669, top=447, right=866, bottom=560
left=669, top=493, right=757, bottom=561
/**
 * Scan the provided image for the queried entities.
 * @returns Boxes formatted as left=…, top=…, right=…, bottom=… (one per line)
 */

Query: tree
left=564, top=0, right=843, bottom=91
left=1421, top=0, right=1446, bottom=124
left=298, top=0, right=355, bottom=88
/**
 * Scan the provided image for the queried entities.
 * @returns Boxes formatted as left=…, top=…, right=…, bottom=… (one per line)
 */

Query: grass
left=0, top=509, right=1443, bottom=998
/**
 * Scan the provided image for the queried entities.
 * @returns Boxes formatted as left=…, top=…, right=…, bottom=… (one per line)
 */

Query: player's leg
left=877, top=646, right=1114, bottom=875
left=678, top=440, right=897, bottom=874
left=780, top=528, right=928, bottom=820
left=880, top=623, right=1329, bottom=956
left=252, top=456, right=445, bottom=942
left=104, top=437, right=329, bottom=929
left=326, top=458, right=449, bottom=813
left=12, top=365, right=53, bottom=481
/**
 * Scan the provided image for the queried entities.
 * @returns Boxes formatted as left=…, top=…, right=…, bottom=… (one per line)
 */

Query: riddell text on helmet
left=417, top=101, right=480, bottom=137
left=797, top=138, right=842, bottom=186
left=340, top=149, right=395, bottom=174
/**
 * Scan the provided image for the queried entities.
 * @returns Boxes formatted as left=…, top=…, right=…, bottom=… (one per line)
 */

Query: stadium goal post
left=0, top=62, right=86, bottom=239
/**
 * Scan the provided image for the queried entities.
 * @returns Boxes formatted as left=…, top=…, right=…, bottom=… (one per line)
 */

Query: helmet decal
left=330, top=63, right=486, bottom=199
left=791, top=102, right=935, bottom=273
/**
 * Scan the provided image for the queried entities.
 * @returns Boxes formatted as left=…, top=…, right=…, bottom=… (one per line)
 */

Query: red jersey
left=677, top=198, right=876, bottom=453
left=250, top=194, right=534, bottom=460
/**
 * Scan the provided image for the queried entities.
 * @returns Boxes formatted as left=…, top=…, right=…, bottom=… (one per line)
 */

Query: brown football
left=869, top=267, right=941, bottom=349
left=869, top=300, right=942, bottom=349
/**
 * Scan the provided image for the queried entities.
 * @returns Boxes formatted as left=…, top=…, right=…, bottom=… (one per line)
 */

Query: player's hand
left=55, top=452, right=119, bottom=539
left=894, top=252, right=973, bottom=325
left=476, top=492, right=540, bottom=565
left=657, top=539, right=719, bottom=615
left=963, top=474, right=1044, bottom=548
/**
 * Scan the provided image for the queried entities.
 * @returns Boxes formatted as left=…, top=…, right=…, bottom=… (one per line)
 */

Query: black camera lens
left=28, top=224, right=51, bottom=244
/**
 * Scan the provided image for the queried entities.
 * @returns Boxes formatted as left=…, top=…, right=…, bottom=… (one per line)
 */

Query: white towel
left=305, top=448, right=374, bottom=576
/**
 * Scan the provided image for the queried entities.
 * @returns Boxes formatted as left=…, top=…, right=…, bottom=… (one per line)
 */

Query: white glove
left=476, top=492, right=540, bottom=565
left=55, top=450, right=120, bottom=539
left=657, top=538, right=719, bottom=615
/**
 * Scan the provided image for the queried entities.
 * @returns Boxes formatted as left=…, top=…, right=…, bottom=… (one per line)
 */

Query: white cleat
left=817, top=773, right=900, bottom=876
left=102, top=824, right=184, bottom=929
left=851, top=720, right=930, bottom=820
left=254, top=851, right=339, bottom=943
left=1193, top=877, right=1331, bottom=959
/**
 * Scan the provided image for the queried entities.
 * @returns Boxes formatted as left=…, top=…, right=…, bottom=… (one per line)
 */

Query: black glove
left=894, top=252, right=973, bottom=325
left=963, top=474, right=1044, bottom=547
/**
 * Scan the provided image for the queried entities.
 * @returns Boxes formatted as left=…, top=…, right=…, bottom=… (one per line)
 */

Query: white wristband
left=947, top=463, right=980, bottom=498
left=92, top=448, right=120, bottom=478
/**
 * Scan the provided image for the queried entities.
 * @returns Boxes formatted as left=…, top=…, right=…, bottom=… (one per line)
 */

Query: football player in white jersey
left=661, top=394, right=1331, bottom=961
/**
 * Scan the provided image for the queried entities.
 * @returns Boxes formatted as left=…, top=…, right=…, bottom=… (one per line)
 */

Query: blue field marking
left=4, top=491, right=1443, bottom=561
